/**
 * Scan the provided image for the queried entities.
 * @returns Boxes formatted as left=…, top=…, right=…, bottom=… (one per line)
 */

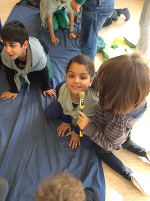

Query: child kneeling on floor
left=0, top=20, right=56, bottom=100
left=77, top=52, right=150, bottom=196
left=40, top=0, right=77, bottom=46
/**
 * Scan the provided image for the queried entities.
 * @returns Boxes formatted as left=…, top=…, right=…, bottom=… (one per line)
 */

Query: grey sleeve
left=83, top=121, right=127, bottom=150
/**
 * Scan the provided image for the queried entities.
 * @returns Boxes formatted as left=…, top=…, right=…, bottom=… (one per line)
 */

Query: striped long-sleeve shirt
left=83, top=99, right=147, bottom=150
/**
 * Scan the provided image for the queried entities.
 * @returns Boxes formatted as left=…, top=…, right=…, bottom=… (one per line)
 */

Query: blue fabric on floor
left=0, top=1, right=105, bottom=201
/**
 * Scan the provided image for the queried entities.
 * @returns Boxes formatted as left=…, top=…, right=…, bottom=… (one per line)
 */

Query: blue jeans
left=80, top=0, right=115, bottom=61
left=95, top=139, right=146, bottom=181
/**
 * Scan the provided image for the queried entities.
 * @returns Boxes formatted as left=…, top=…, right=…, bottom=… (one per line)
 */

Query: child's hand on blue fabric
left=43, top=89, right=56, bottom=98
left=66, top=131, right=81, bottom=149
left=51, top=36, right=59, bottom=46
left=1, top=91, right=18, bottom=100
left=69, top=32, right=77, bottom=39
left=57, top=123, right=71, bottom=137
left=77, top=111, right=90, bottom=130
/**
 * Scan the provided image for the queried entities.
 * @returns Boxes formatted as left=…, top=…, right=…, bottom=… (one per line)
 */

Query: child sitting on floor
left=77, top=52, right=150, bottom=195
left=44, top=55, right=98, bottom=149
left=40, top=0, right=77, bottom=46
left=0, top=20, right=56, bottom=100
left=35, top=172, right=100, bottom=201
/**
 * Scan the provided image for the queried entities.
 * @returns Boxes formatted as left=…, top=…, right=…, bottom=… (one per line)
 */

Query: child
left=77, top=52, right=150, bottom=195
left=70, top=0, right=115, bottom=61
left=35, top=172, right=100, bottom=201
left=0, top=177, right=8, bottom=201
left=0, top=20, right=56, bottom=100
left=40, top=0, right=77, bottom=46
left=44, top=55, right=98, bottom=149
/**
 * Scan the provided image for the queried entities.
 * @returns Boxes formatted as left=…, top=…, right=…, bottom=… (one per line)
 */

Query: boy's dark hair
left=96, top=52, right=150, bottom=114
left=1, top=20, right=29, bottom=46
left=66, top=55, right=96, bottom=89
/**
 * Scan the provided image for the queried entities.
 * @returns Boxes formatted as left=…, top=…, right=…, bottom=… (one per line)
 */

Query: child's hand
left=66, top=131, right=81, bottom=149
left=1, top=91, right=18, bottom=100
left=77, top=111, right=90, bottom=130
left=51, top=36, right=59, bottom=46
left=43, top=89, right=56, bottom=98
left=69, top=32, right=77, bottom=39
left=57, top=123, right=71, bottom=137
left=75, top=32, right=80, bottom=37
left=70, top=0, right=81, bottom=12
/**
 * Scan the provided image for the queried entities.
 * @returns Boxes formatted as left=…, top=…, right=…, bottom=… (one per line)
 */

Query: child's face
left=3, top=40, right=28, bottom=60
left=66, top=62, right=94, bottom=96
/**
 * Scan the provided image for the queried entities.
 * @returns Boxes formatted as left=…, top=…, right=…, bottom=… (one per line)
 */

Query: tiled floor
left=1, top=0, right=150, bottom=200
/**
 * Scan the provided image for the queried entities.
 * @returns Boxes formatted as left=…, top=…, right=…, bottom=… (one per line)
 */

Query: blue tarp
left=0, top=1, right=105, bottom=200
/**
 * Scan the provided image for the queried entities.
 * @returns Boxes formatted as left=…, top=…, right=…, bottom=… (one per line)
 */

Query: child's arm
left=70, top=0, right=82, bottom=12
left=1, top=65, right=18, bottom=100
left=47, top=15, right=59, bottom=46
left=38, top=66, right=56, bottom=98
left=69, top=13, right=77, bottom=39
left=77, top=111, right=129, bottom=150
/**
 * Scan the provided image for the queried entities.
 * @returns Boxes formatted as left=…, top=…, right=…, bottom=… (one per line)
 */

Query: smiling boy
left=0, top=20, right=56, bottom=100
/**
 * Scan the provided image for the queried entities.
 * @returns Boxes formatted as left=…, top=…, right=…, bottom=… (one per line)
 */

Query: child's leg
left=102, top=17, right=113, bottom=27
left=95, top=144, right=150, bottom=195
left=0, top=177, right=8, bottom=201
left=56, top=11, right=69, bottom=29
left=81, top=134, right=95, bottom=148
left=124, top=139, right=150, bottom=162
left=79, top=0, right=114, bottom=62
left=44, top=100, right=61, bottom=119
left=95, top=144, right=133, bottom=180
left=115, top=8, right=130, bottom=21
left=124, top=139, right=146, bottom=157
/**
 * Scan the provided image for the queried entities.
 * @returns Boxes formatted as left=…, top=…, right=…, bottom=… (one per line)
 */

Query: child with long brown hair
left=77, top=52, right=150, bottom=195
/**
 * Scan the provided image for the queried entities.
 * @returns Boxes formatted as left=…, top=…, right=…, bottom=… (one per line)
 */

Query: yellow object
left=112, top=36, right=130, bottom=48
left=79, top=105, right=84, bottom=110
left=80, top=130, right=83, bottom=137
left=79, top=105, right=84, bottom=137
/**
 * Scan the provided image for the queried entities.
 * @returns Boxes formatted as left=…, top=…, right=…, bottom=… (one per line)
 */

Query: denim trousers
left=136, top=0, right=150, bottom=60
left=95, top=139, right=146, bottom=181
left=80, top=0, right=115, bottom=61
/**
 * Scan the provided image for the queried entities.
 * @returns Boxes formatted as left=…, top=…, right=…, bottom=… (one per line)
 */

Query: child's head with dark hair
left=96, top=52, right=150, bottom=114
left=1, top=20, right=29, bottom=46
left=1, top=20, right=29, bottom=60
left=35, top=172, right=85, bottom=201
left=66, top=55, right=95, bottom=93
left=66, top=55, right=95, bottom=78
